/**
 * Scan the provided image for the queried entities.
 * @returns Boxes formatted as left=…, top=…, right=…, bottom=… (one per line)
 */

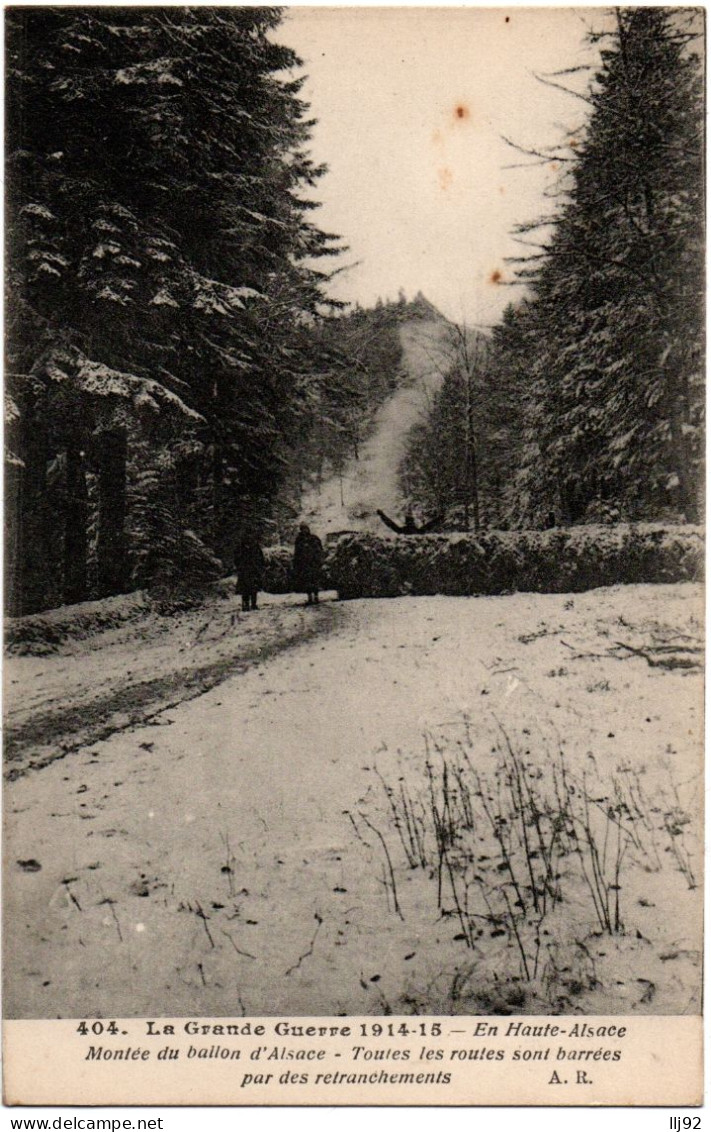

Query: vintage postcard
left=3, top=4, right=704, bottom=1108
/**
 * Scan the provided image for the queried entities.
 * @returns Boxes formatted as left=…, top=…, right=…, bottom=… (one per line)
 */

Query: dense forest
left=5, top=8, right=408, bottom=615
left=403, top=9, right=704, bottom=531
left=5, top=8, right=704, bottom=616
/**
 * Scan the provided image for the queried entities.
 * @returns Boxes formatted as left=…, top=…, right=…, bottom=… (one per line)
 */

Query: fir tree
left=6, top=7, right=341, bottom=611
left=509, top=9, right=703, bottom=525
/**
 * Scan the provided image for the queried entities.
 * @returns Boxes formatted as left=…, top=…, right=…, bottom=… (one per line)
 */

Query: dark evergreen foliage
left=403, top=11, right=703, bottom=531
left=6, top=7, right=341, bottom=613
left=330, top=526, right=703, bottom=600
left=506, top=9, right=704, bottom=525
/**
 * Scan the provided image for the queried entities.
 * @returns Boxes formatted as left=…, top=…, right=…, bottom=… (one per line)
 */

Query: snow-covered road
left=4, top=593, right=340, bottom=778
left=5, top=584, right=702, bottom=1019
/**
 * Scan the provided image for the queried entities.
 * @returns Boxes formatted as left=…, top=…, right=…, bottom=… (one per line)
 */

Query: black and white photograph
left=3, top=2, right=704, bottom=1106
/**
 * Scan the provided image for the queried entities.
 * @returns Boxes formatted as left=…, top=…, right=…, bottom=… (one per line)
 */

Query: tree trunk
left=669, top=414, right=699, bottom=523
left=5, top=461, right=23, bottom=616
left=663, top=356, right=699, bottom=524
left=64, top=437, right=88, bottom=604
left=97, top=428, right=128, bottom=596
left=16, top=408, right=50, bottom=614
left=212, top=441, right=224, bottom=547
left=175, top=454, right=198, bottom=527
left=465, top=372, right=480, bottom=532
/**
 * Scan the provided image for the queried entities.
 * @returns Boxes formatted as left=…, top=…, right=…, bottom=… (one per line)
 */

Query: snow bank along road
left=5, top=583, right=702, bottom=1018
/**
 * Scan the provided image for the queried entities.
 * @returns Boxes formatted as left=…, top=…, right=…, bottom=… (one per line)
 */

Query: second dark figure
left=293, top=523, right=324, bottom=605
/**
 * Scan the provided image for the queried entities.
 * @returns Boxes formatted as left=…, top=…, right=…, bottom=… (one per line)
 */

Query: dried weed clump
left=350, top=717, right=697, bottom=1009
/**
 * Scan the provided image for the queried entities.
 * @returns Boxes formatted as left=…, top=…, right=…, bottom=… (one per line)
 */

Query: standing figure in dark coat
left=234, top=531, right=266, bottom=611
left=376, top=509, right=442, bottom=534
left=292, top=523, right=324, bottom=605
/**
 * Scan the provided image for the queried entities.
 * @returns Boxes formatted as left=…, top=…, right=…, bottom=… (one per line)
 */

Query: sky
left=281, top=6, right=605, bottom=327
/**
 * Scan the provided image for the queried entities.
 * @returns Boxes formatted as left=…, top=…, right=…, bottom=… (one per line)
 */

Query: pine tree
left=508, top=9, right=703, bottom=525
left=6, top=8, right=341, bottom=611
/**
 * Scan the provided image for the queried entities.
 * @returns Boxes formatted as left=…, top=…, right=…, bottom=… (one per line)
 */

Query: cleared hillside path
left=300, top=317, right=452, bottom=537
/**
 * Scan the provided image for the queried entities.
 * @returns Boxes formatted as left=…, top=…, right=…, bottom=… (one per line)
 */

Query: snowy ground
left=5, top=582, right=702, bottom=1019
left=300, top=318, right=452, bottom=537
left=5, top=591, right=340, bottom=779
